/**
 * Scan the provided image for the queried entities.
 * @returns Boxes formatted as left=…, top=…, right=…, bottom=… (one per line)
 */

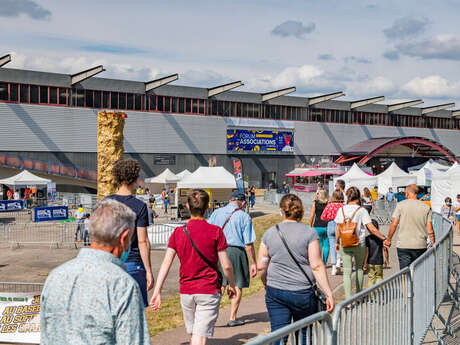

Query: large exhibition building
left=0, top=54, right=459, bottom=190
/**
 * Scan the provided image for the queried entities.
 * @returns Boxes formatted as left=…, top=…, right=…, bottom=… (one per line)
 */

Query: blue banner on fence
left=34, top=206, right=68, bottom=222
left=0, top=200, right=24, bottom=212
left=227, top=129, right=294, bottom=153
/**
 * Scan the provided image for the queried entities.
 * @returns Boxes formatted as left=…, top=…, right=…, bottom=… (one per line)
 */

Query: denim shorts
left=125, top=261, right=148, bottom=307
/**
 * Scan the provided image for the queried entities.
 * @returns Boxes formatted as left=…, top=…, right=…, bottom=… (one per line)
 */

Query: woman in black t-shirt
left=106, top=159, right=152, bottom=307
left=309, top=189, right=329, bottom=263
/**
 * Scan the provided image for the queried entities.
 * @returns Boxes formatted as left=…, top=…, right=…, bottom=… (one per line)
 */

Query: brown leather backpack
left=337, top=207, right=361, bottom=248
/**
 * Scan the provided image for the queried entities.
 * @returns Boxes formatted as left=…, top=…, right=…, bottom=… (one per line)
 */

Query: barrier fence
left=247, top=212, right=457, bottom=345
left=148, top=223, right=181, bottom=249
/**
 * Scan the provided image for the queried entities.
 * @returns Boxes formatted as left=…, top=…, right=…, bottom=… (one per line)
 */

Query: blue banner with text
left=0, top=200, right=24, bottom=212
left=34, top=206, right=69, bottom=222
left=227, top=129, right=294, bottom=153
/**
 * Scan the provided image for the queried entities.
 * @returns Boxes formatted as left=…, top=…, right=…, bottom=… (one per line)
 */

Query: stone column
left=97, top=111, right=127, bottom=200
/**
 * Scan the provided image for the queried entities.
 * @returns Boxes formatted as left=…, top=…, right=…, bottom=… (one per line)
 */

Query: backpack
left=337, top=206, right=361, bottom=248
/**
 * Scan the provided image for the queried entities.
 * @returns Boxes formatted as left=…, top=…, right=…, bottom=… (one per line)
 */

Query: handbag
left=183, top=224, right=223, bottom=286
left=336, top=207, right=361, bottom=248
left=275, top=224, right=328, bottom=311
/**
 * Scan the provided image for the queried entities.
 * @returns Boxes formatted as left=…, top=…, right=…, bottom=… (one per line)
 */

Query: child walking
left=364, top=219, right=389, bottom=287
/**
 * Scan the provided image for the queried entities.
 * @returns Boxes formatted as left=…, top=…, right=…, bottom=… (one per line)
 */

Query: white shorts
left=180, top=293, right=221, bottom=337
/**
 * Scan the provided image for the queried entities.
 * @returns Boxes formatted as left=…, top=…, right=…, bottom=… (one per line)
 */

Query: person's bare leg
left=230, top=287, right=242, bottom=321
left=190, top=334, right=207, bottom=345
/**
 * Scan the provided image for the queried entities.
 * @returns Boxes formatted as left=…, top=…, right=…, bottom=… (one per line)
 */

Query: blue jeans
left=83, top=229, right=90, bottom=246
left=314, top=227, right=329, bottom=264
left=250, top=195, right=255, bottom=208
left=265, top=286, right=318, bottom=345
left=125, top=261, right=148, bottom=307
left=327, top=221, right=340, bottom=265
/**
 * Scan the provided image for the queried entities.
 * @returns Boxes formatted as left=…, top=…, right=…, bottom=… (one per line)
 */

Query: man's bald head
left=406, top=184, right=418, bottom=198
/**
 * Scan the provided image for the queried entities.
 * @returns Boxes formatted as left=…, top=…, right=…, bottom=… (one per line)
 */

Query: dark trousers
left=125, top=261, right=148, bottom=307
left=265, top=285, right=318, bottom=345
left=397, top=248, right=427, bottom=269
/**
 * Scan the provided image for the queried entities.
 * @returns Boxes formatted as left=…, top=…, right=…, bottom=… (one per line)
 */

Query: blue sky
left=1, top=0, right=460, bottom=106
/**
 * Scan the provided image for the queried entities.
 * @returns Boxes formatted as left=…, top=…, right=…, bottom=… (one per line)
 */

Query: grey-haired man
left=41, top=199, right=151, bottom=345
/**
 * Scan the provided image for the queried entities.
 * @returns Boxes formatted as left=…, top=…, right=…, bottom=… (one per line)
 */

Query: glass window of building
left=94, top=90, right=101, bottom=108
left=111, top=92, right=118, bottom=109
left=9, top=83, right=18, bottom=102
left=199, top=99, right=205, bottom=114
left=20, top=84, right=29, bottom=103
left=102, top=91, right=109, bottom=108
left=49, top=87, right=58, bottom=104
left=127, top=93, right=134, bottom=110
left=0, top=82, right=7, bottom=101
left=149, top=95, right=156, bottom=110
left=85, top=90, right=94, bottom=107
left=157, top=96, right=164, bottom=111
left=171, top=97, right=177, bottom=112
left=59, top=88, right=67, bottom=105
left=30, top=85, right=39, bottom=103
left=185, top=98, right=191, bottom=113
left=192, top=99, right=198, bottom=113
left=135, top=94, right=142, bottom=110
left=178, top=98, right=185, bottom=113
left=164, top=96, right=171, bottom=112
left=254, top=104, right=260, bottom=118
left=119, top=92, right=126, bottom=109
left=39, top=86, right=48, bottom=103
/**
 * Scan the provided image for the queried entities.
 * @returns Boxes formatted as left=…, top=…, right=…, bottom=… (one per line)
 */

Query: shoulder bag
left=183, top=224, right=223, bottom=285
left=275, top=224, right=327, bottom=311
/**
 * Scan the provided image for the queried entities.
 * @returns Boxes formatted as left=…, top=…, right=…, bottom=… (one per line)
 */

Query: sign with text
left=34, top=206, right=68, bottom=222
left=154, top=154, right=176, bottom=165
left=0, top=292, right=40, bottom=344
left=227, top=129, right=294, bottom=153
left=0, top=200, right=24, bottom=212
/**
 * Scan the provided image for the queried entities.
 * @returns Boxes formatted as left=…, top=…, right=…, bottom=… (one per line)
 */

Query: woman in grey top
left=258, top=194, right=334, bottom=344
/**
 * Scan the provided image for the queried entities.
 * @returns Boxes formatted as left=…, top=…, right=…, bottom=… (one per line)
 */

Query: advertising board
left=227, top=129, right=294, bottom=153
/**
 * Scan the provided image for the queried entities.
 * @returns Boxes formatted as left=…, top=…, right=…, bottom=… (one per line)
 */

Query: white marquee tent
left=377, top=162, right=417, bottom=194
left=431, top=162, right=460, bottom=213
left=0, top=170, right=51, bottom=186
left=145, top=168, right=180, bottom=195
left=177, top=167, right=236, bottom=189
left=409, top=160, right=450, bottom=186
left=176, top=169, right=192, bottom=180
left=333, top=163, right=377, bottom=192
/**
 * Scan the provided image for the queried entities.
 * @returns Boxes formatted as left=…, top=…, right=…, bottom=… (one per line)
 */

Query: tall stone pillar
left=97, top=111, right=127, bottom=200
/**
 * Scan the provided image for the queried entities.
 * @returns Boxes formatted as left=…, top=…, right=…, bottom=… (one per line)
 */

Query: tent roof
left=177, top=167, right=237, bottom=189
left=0, top=170, right=51, bottom=186
left=176, top=169, right=192, bottom=180
left=408, top=159, right=450, bottom=172
left=340, top=163, right=375, bottom=179
left=145, top=168, right=179, bottom=184
left=377, top=162, right=411, bottom=178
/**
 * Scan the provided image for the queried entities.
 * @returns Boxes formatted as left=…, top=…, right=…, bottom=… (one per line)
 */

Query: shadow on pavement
left=208, top=332, right=259, bottom=345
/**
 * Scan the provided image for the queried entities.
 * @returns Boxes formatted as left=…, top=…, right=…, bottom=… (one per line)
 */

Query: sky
left=1, top=0, right=460, bottom=107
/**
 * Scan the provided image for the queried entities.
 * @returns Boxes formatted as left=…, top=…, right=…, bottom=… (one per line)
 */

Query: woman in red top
left=151, top=189, right=236, bottom=345
left=321, top=189, right=345, bottom=275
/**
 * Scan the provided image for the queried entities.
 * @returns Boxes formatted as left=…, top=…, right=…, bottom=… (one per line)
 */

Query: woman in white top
left=334, top=187, right=387, bottom=299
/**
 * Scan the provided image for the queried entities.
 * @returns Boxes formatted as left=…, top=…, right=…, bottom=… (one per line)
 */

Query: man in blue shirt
left=41, top=199, right=151, bottom=345
left=208, top=191, right=257, bottom=327
left=385, top=187, right=395, bottom=202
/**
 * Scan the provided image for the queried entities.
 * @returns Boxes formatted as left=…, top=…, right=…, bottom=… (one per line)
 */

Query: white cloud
left=402, top=75, right=460, bottom=98
left=349, top=76, right=395, bottom=97
left=396, top=34, right=460, bottom=60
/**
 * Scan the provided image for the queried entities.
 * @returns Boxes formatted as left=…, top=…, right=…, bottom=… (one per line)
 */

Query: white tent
left=409, top=160, right=450, bottom=186
left=176, top=169, right=192, bottom=180
left=0, top=170, right=51, bottom=186
left=431, top=162, right=460, bottom=213
left=377, top=162, right=417, bottom=194
left=177, top=167, right=236, bottom=189
left=145, top=168, right=180, bottom=184
left=333, top=163, right=377, bottom=193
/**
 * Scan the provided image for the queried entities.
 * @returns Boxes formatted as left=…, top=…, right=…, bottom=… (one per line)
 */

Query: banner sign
left=0, top=292, right=40, bottom=344
left=0, top=200, right=23, bottom=212
left=232, top=158, right=245, bottom=194
left=227, top=129, right=294, bottom=153
left=34, top=206, right=68, bottom=222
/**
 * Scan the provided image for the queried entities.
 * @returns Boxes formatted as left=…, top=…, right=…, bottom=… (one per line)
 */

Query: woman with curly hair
left=105, top=158, right=154, bottom=307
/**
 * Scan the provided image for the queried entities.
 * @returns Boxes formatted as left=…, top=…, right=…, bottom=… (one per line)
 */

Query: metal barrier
left=372, top=200, right=397, bottom=225
left=0, top=282, right=43, bottom=293
left=246, top=312, right=332, bottom=345
left=247, top=211, right=456, bottom=345
left=0, top=222, right=77, bottom=248
left=0, top=210, right=33, bottom=224
left=148, top=223, right=183, bottom=249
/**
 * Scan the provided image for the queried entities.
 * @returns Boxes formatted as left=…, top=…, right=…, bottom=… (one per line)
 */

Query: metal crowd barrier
left=148, top=223, right=183, bottom=249
left=0, top=210, right=33, bottom=224
left=0, top=282, right=44, bottom=293
left=0, top=222, right=77, bottom=248
left=372, top=200, right=397, bottom=225
left=247, top=212, right=456, bottom=345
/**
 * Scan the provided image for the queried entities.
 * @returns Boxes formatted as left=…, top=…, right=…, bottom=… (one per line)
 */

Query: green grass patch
left=146, top=213, right=282, bottom=337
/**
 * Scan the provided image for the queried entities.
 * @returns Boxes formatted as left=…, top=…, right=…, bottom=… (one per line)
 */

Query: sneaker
left=336, top=258, right=342, bottom=267
left=331, top=266, right=337, bottom=276
left=227, top=320, right=245, bottom=327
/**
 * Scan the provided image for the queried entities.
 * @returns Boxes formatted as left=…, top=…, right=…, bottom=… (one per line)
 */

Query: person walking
left=257, top=194, right=334, bottom=345
left=363, top=219, right=390, bottom=287
left=74, top=204, right=86, bottom=242
left=370, top=186, right=379, bottom=201
left=249, top=186, right=256, bottom=209
left=385, top=184, right=435, bottom=269
left=454, top=194, right=460, bottom=233
left=151, top=189, right=236, bottom=345
left=208, top=191, right=257, bottom=326
left=41, top=200, right=151, bottom=345
left=320, top=189, right=345, bottom=275
left=83, top=214, right=91, bottom=246
left=441, top=197, right=454, bottom=222
left=106, top=159, right=154, bottom=307
left=385, top=187, right=395, bottom=202
left=335, top=187, right=387, bottom=299
left=309, top=189, right=329, bottom=263
left=362, top=187, right=374, bottom=214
